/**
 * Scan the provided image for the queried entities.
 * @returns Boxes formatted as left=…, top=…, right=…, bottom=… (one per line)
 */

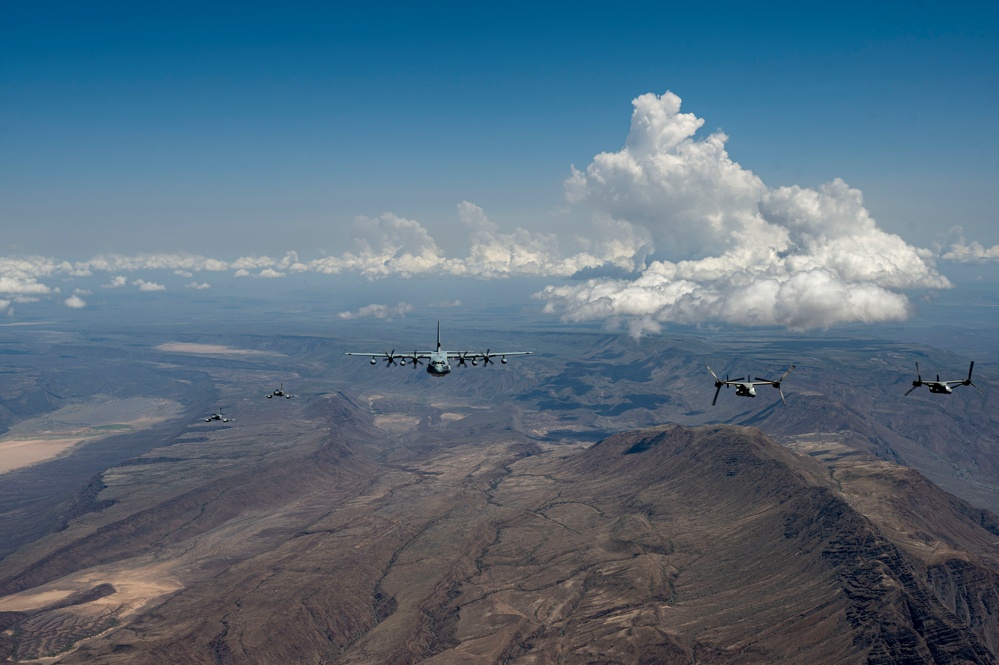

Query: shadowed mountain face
left=4, top=395, right=999, bottom=664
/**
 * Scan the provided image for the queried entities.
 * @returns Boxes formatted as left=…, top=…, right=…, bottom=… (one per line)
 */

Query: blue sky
left=1, top=2, right=997, bottom=329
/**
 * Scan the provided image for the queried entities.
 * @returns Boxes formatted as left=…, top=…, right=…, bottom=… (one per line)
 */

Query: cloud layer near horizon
left=1, top=91, right=985, bottom=328
left=0, top=205, right=649, bottom=312
left=939, top=226, right=999, bottom=262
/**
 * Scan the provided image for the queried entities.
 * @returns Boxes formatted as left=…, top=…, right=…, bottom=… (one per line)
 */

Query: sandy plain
left=0, top=561, right=183, bottom=664
left=0, top=561, right=181, bottom=614
left=0, top=397, right=181, bottom=474
left=154, top=342, right=278, bottom=355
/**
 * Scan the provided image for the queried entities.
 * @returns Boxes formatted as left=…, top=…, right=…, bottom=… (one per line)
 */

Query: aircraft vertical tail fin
left=437, top=321, right=441, bottom=351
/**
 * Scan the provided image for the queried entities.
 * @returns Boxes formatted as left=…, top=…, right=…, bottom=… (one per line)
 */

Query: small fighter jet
left=204, top=407, right=234, bottom=423
left=707, top=365, right=795, bottom=406
left=266, top=383, right=294, bottom=399
left=346, top=322, right=532, bottom=378
left=905, top=361, right=982, bottom=396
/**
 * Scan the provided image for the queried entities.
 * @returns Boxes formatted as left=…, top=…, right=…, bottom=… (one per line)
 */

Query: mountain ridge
left=4, top=402, right=999, bottom=662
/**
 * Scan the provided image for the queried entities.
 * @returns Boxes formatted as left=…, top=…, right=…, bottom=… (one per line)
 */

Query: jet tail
left=437, top=321, right=442, bottom=351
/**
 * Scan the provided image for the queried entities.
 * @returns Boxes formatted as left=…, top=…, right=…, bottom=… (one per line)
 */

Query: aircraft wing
left=444, top=350, right=532, bottom=367
left=346, top=351, right=435, bottom=368
left=444, top=351, right=532, bottom=358
left=345, top=352, right=433, bottom=358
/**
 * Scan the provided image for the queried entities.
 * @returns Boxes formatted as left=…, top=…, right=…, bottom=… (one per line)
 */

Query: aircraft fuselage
left=428, top=351, right=451, bottom=377
left=735, top=384, right=757, bottom=397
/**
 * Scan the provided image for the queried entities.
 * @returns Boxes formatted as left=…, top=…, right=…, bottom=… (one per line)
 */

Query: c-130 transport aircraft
left=346, top=322, right=532, bottom=377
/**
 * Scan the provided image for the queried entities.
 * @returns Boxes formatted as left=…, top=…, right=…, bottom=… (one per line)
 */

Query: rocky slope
left=4, top=401, right=999, bottom=663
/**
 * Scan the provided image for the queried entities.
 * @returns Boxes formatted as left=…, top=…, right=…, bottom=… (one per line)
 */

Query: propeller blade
left=778, top=385, right=786, bottom=405
left=712, top=384, right=722, bottom=406
left=780, top=365, right=795, bottom=381
left=904, top=385, right=919, bottom=396
left=968, top=361, right=975, bottom=382
left=706, top=365, right=724, bottom=389
left=915, top=362, right=921, bottom=381
left=482, top=349, right=493, bottom=366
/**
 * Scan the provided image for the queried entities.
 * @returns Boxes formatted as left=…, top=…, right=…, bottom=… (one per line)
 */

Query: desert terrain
left=1, top=317, right=997, bottom=662
left=0, top=397, right=180, bottom=473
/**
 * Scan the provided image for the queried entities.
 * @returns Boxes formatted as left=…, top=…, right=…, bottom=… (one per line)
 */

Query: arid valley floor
left=2, top=312, right=999, bottom=663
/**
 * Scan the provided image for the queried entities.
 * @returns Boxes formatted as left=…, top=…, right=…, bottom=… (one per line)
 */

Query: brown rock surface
left=3, top=397, right=999, bottom=663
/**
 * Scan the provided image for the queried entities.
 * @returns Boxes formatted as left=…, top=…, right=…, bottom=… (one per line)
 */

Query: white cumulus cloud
left=133, top=279, right=166, bottom=292
left=64, top=295, right=87, bottom=309
left=445, top=202, right=651, bottom=278
left=337, top=302, right=414, bottom=320
left=539, top=91, right=949, bottom=332
left=304, top=214, right=439, bottom=277
left=939, top=226, right=999, bottom=262
left=0, top=257, right=58, bottom=296
left=102, top=275, right=128, bottom=288
left=78, top=253, right=229, bottom=274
